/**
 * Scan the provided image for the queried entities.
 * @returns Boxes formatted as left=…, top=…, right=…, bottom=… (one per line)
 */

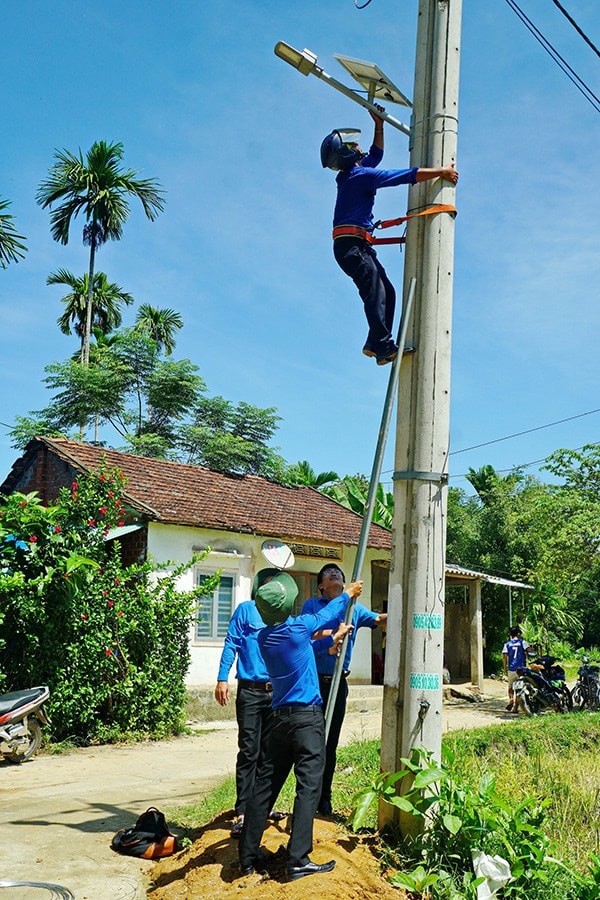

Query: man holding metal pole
left=302, top=563, right=387, bottom=817
left=238, top=567, right=362, bottom=881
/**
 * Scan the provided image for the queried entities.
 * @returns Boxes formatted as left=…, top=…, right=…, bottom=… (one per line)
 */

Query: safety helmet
left=320, top=130, right=363, bottom=170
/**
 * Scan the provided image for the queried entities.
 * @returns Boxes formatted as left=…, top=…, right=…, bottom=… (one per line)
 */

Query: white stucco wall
left=145, top=522, right=388, bottom=687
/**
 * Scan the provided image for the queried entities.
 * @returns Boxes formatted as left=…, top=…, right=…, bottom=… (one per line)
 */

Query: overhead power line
left=550, top=0, right=600, bottom=59
left=503, top=0, right=600, bottom=114
left=450, top=408, right=600, bottom=455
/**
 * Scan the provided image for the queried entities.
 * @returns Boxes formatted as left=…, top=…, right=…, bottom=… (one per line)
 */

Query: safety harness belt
left=332, top=203, right=457, bottom=246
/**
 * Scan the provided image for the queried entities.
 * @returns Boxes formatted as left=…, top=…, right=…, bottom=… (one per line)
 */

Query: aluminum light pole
left=380, top=0, right=462, bottom=830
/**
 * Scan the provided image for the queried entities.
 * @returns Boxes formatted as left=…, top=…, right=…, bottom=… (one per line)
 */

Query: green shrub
left=0, top=466, right=214, bottom=742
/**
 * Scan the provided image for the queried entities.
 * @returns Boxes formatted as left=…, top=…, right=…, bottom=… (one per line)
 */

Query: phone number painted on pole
left=409, top=672, right=440, bottom=691
left=412, top=613, right=443, bottom=630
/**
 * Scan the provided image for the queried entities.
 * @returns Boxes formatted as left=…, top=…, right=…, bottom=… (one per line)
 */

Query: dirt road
left=0, top=682, right=509, bottom=899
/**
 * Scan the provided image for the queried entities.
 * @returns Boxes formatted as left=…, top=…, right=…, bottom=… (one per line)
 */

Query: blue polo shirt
left=257, top=593, right=350, bottom=709
left=301, top=594, right=378, bottom=675
left=333, top=144, right=418, bottom=230
left=217, top=601, right=270, bottom=683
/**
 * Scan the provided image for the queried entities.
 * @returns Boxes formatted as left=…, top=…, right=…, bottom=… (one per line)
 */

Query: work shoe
left=287, top=858, right=336, bottom=881
left=362, top=344, right=377, bottom=358
left=317, top=800, right=333, bottom=816
left=376, top=349, right=398, bottom=366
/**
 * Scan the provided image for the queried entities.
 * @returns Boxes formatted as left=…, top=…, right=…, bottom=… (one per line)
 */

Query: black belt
left=319, top=672, right=349, bottom=683
left=238, top=680, right=273, bottom=691
left=273, top=704, right=322, bottom=717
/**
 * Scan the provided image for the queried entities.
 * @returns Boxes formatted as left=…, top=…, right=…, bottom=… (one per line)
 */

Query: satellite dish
left=261, top=539, right=295, bottom=570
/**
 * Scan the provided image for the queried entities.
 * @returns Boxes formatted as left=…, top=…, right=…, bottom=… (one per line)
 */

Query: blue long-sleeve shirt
left=257, top=593, right=350, bottom=709
left=301, top=594, right=379, bottom=676
left=216, top=601, right=270, bottom=683
left=333, top=144, right=418, bottom=230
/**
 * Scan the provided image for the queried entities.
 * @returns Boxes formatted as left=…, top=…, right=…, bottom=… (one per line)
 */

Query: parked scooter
left=571, top=657, right=600, bottom=711
left=0, top=686, right=50, bottom=763
left=513, top=656, right=572, bottom=716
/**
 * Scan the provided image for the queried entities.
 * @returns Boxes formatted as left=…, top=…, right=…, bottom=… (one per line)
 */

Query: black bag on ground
left=111, top=807, right=179, bottom=859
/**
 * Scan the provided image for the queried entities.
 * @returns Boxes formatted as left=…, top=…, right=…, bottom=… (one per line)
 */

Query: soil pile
left=149, top=813, right=407, bottom=899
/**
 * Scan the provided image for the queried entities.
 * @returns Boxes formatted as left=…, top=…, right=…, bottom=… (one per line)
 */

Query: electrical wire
left=503, top=0, right=600, bottom=114
left=449, top=408, right=600, bottom=456
left=550, top=0, right=600, bottom=59
left=355, top=0, right=375, bottom=7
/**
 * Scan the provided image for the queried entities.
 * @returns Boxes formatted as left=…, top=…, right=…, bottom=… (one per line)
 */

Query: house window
left=195, top=571, right=235, bottom=640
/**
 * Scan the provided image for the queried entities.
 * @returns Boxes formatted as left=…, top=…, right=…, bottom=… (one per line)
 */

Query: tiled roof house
left=1, top=437, right=392, bottom=684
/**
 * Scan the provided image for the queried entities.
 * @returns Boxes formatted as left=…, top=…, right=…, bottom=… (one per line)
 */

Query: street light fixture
left=274, top=41, right=412, bottom=137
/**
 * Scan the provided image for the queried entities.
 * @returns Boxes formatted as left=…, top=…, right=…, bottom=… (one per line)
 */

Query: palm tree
left=48, top=268, right=134, bottom=359
left=290, top=460, right=340, bottom=489
left=0, top=197, right=27, bottom=268
left=36, top=141, right=165, bottom=365
left=134, top=304, right=183, bottom=356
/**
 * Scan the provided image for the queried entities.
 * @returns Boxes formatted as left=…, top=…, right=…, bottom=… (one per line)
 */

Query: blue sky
left=1, top=0, right=598, bottom=494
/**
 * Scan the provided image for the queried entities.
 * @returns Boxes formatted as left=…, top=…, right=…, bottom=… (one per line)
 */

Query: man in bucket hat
left=238, top=567, right=362, bottom=882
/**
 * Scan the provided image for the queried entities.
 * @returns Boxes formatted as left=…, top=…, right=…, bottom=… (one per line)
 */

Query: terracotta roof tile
left=6, top=437, right=392, bottom=551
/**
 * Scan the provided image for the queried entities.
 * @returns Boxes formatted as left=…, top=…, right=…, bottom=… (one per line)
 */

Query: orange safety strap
left=374, top=203, right=457, bottom=231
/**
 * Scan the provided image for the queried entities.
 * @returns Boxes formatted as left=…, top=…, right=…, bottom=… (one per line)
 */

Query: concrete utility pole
left=380, top=0, right=462, bottom=828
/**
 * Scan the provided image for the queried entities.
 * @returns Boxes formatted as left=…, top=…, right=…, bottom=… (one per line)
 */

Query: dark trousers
left=333, top=237, right=396, bottom=355
left=235, top=685, right=274, bottom=816
left=239, top=705, right=325, bottom=868
left=318, top=675, right=348, bottom=806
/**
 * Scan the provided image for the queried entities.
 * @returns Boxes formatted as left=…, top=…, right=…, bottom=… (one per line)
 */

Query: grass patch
left=167, top=712, right=600, bottom=892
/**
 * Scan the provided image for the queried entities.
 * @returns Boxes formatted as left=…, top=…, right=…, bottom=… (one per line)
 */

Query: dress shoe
left=317, top=800, right=333, bottom=816
left=287, top=858, right=336, bottom=881
left=239, top=851, right=269, bottom=876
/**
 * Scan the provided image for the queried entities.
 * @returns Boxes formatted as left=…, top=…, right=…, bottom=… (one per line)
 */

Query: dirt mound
left=149, top=812, right=407, bottom=899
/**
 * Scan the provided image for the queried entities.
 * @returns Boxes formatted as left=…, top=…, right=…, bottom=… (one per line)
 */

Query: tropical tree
left=0, top=197, right=27, bottom=268
left=288, top=460, right=340, bottom=489
left=324, top=474, right=394, bottom=528
left=134, top=304, right=183, bottom=356
left=36, top=141, right=165, bottom=365
left=48, top=268, right=134, bottom=359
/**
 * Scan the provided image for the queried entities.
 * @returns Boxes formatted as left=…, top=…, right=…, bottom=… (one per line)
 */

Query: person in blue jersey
left=238, top=567, right=362, bottom=882
left=321, top=105, right=459, bottom=366
left=302, top=563, right=387, bottom=817
left=215, top=600, right=286, bottom=837
left=502, top=625, right=535, bottom=713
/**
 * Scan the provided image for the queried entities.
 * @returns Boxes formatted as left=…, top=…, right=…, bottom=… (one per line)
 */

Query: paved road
left=0, top=685, right=506, bottom=899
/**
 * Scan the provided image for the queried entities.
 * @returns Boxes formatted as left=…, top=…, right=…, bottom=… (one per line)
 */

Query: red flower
left=88, top=519, right=96, bottom=527
left=29, top=535, right=38, bottom=543
left=54, top=525, right=62, bottom=533
left=71, top=482, right=78, bottom=492
left=99, top=475, right=106, bottom=482
left=107, top=491, right=114, bottom=498
left=105, top=648, right=113, bottom=657
left=19, top=500, right=27, bottom=508
left=114, top=577, right=120, bottom=585
left=107, top=600, right=114, bottom=608
left=80, top=613, right=88, bottom=620
left=99, top=506, right=107, bottom=515
left=117, top=611, right=124, bottom=618
left=102, top=590, right=108, bottom=596
left=117, top=521, right=125, bottom=527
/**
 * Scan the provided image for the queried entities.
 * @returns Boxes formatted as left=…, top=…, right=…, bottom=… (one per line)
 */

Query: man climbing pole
left=321, top=105, right=459, bottom=366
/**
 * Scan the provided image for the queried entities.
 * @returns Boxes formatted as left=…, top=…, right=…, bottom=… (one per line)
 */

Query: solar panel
left=334, top=53, right=412, bottom=107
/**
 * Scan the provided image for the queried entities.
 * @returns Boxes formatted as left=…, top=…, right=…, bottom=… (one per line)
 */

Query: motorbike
left=0, top=685, right=50, bottom=763
left=513, top=656, right=572, bottom=716
left=571, top=657, right=600, bottom=711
